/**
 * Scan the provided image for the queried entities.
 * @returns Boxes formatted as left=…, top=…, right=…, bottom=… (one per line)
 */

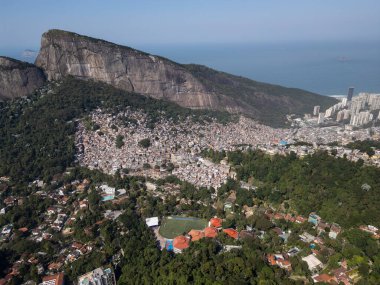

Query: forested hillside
left=221, top=149, right=380, bottom=228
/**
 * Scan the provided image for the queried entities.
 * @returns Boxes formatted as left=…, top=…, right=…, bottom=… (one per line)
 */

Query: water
left=139, top=41, right=380, bottom=96
left=2, top=41, right=379, bottom=95
left=101, top=195, right=114, bottom=201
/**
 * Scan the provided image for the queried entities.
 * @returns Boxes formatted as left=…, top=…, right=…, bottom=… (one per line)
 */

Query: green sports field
left=159, top=216, right=208, bottom=239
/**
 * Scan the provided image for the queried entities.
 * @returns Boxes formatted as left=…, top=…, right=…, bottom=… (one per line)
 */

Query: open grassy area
left=159, top=216, right=208, bottom=239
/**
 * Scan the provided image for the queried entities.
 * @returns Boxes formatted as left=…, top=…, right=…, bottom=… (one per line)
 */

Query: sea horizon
left=2, top=40, right=379, bottom=96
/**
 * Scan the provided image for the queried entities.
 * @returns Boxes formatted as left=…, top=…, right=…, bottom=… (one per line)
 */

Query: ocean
left=2, top=41, right=379, bottom=96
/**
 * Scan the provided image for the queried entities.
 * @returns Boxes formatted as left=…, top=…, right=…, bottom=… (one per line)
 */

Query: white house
left=145, top=217, right=159, bottom=227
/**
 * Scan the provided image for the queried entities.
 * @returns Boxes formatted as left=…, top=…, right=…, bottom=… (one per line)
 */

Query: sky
left=1, top=0, right=379, bottom=94
left=1, top=0, right=380, bottom=49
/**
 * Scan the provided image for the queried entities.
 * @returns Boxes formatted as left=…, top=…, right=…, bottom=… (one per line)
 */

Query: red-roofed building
left=296, top=216, right=307, bottom=223
left=173, top=236, right=190, bottom=253
left=47, top=262, right=63, bottom=271
left=223, top=228, right=239, bottom=239
left=267, top=254, right=276, bottom=266
left=277, top=259, right=292, bottom=271
left=274, top=213, right=284, bottom=220
left=18, top=227, right=28, bottom=233
left=188, top=229, right=204, bottom=241
left=204, top=227, right=218, bottom=238
left=41, top=273, right=65, bottom=285
left=209, top=217, right=223, bottom=228
left=312, top=274, right=337, bottom=284
left=284, top=214, right=296, bottom=223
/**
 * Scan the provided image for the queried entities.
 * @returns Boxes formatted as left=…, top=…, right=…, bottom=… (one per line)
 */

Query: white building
left=78, top=267, right=116, bottom=285
left=145, top=217, right=159, bottom=227
left=313, top=106, right=320, bottom=116
left=318, top=113, right=325, bottom=124
left=302, top=254, right=323, bottom=272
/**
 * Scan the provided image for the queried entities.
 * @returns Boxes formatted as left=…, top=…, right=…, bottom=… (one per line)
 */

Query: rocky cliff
left=35, top=29, right=336, bottom=126
left=35, top=30, right=242, bottom=112
left=0, top=57, right=46, bottom=100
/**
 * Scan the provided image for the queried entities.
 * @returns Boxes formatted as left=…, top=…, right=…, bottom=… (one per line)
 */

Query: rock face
left=34, top=29, right=336, bottom=126
left=35, top=30, right=241, bottom=112
left=0, top=57, right=46, bottom=100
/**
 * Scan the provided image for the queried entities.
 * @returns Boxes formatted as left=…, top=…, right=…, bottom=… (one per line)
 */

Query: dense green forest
left=210, top=149, right=380, bottom=228
left=0, top=77, right=231, bottom=182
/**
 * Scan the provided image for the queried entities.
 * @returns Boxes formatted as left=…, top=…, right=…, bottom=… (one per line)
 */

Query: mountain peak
left=0, top=30, right=337, bottom=126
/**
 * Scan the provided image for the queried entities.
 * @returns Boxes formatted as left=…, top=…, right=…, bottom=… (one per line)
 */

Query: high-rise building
left=325, top=108, right=333, bottom=118
left=347, top=87, right=354, bottom=101
left=343, top=109, right=351, bottom=120
left=350, top=100, right=362, bottom=115
left=78, top=267, right=116, bottom=285
left=318, top=112, right=325, bottom=124
left=350, top=111, right=373, bottom=127
left=336, top=110, right=344, bottom=122
left=313, top=105, right=320, bottom=116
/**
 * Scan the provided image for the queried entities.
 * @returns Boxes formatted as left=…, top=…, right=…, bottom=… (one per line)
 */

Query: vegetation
left=204, top=149, right=380, bottom=228
left=138, top=138, right=151, bottom=149
left=346, top=139, right=380, bottom=157
left=0, top=77, right=232, bottom=182
left=184, top=64, right=337, bottom=127
left=116, top=135, right=125, bottom=148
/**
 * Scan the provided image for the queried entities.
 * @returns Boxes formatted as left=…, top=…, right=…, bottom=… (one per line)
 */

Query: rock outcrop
left=35, top=30, right=242, bottom=112
left=34, top=29, right=336, bottom=126
left=0, top=57, right=46, bottom=100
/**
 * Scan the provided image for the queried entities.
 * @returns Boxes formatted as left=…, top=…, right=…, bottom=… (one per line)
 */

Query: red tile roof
left=173, top=236, right=190, bottom=250
left=209, top=218, right=223, bottom=228
left=267, top=254, right=276, bottom=266
left=204, top=227, right=218, bottom=238
left=188, top=229, right=204, bottom=241
left=223, top=228, right=239, bottom=239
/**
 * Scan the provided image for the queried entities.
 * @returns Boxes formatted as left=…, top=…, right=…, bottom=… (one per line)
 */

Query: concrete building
left=343, top=109, right=351, bottom=120
left=347, top=87, right=354, bottom=101
left=145, top=217, right=159, bottom=227
left=350, top=100, right=363, bottom=115
left=78, top=267, right=116, bottom=285
left=350, top=111, right=373, bottom=127
left=302, top=254, right=323, bottom=272
left=325, top=108, right=333, bottom=118
left=336, top=111, right=344, bottom=122
left=313, top=106, right=320, bottom=116
left=318, top=113, right=325, bottom=124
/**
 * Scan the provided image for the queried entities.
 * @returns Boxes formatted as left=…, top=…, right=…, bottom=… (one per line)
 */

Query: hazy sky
left=1, top=0, right=380, bottom=49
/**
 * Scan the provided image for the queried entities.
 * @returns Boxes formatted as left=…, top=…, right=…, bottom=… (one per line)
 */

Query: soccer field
left=159, top=216, right=208, bottom=239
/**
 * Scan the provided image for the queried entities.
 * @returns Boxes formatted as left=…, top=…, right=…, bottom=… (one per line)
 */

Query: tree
left=115, top=135, right=125, bottom=148
left=138, top=138, right=151, bottom=148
